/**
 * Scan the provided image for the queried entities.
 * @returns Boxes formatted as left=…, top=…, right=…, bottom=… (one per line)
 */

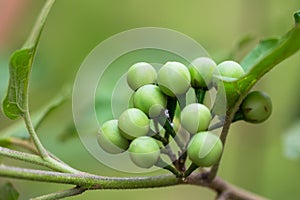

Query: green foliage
left=220, top=11, right=300, bottom=110
left=0, top=182, right=19, bottom=200
left=0, top=0, right=300, bottom=198
left=1, top=0, right=56, bottom=119
left=2, top=49, right=33, bottom=119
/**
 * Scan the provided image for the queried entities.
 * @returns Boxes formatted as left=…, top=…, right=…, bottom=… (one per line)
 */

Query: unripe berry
left=97, top=120, right=129, bottom=154
left=118, top=108, right=150, bottom=140
left=128, top=136, right=160, bottom=168
left=187, top=131, right=223, bottom=167
left=133, top=85, right=167, bottom=118
left=241, top=91, right=272, bottom=123
left=180, top=103, right=212, bottom=134
left=127, top=62, right=157, bottom=91
left=157, top=61, right=191, bottom=97
left=189, top=57, right=216, bottom=89
left=215, top=60, right=245, bottom=81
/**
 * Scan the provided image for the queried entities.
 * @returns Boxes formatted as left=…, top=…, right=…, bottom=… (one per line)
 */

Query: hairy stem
left=0, top=165, right=179, bottom=189
left=0, top=147, right=78, bottom=173
left=0, top=165, right=268, bottom=200
left=31, top=186, right=87, bottom=200
left=23, top=110, right=49, bottom=159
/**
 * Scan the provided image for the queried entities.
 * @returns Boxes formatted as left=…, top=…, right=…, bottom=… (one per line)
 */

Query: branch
left=0, top=165, right=179, bottom=189
left=208, top=114, right=232, bottom=181
left=0, top=165, right=269, bottom=200
left=23, top=110, right=49, bottom=159
left=187, top=173, right=269, bottom=200
left=31, top=186, right=87, bottom=200
left=0, top=146, right=79, bottom=173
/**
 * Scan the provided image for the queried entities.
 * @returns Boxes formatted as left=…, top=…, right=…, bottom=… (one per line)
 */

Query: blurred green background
left=1, top=0, right=300, bottom=199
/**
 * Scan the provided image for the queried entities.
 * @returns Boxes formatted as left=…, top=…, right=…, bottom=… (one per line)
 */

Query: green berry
left=97, top=120, right=129, bottom=154
left=241, top=91, right=272, bottom=123
left=157, top=61, right=191, bottom=97
left=189, top=57, right=216, bottom=89
left=127, top=62, right=157, bottom=91
left=215, top=60, right=245, bottom=81
left=133, top=85, right=167, bottom=118
left=187, top=131, right=223, bottom=167
left=128, top=136, right=160, bottom=168
left=180, top=103, right=212, bottom=134
left=118, top=108, right=150, bottom=140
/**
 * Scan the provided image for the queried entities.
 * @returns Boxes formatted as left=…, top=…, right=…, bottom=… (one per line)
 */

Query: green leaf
left=2, top=49, right=33, bottom=119
left=0, top=182, right=19, bottom=200
left=222, top=11, right=300, bottom=110
left=0, top=88, right=70, bottom=142
left=1, top=0, right=56, bottom=120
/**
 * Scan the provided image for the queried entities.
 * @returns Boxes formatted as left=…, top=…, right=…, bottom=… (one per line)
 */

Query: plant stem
left=166, top=96, right=177, bottom=122
left=163, top=120, right=185, bottom=150
left=155, top=157, right=180, bottom=177
left=183, top=163, right=199, bottom=177
left=208, top=113, right=232, bottom=181
left=0, top=147, right=78, bottom=173
left=208, top=121, right=224, bottom=131
left=195, top=88, right=206, bottom=104
left=187, top=174, right=269, bottom=200
left=9, top=137, right=39, bottom=154
left=23, top=111, right=49, bottom=159
left=23, top=0, right=56, bottom=49
left=0, top=165, right=179, bottom=189
left=0, top=165, right=268, bottom=200
left=31, top=186, right=87, bottom=200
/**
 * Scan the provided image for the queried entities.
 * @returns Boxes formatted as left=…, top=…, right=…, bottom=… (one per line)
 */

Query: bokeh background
left=1, top=0, right=300, bottom=199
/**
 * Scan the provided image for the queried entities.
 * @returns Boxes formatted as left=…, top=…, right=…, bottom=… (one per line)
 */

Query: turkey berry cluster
left=97, top=57, right=273, bottom=175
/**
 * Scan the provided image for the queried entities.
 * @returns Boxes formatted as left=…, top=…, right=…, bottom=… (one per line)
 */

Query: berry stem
left=166, top=96, right=177, bottom=121
left=155, top=157, right=181, bottom=177
left=183, top=163, right=199, bottom=177
left=195, top=88, right=206, bottom=104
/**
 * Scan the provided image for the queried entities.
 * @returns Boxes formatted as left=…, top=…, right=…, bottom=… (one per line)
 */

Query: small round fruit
left=127, top=62, right=157, bottom=91
left=215, top=60, right=245, bottom=81
left=180, top=103, right=212, bottom=134
left=157, top=61, right=191, bottom=97
left=133, top=85, right=167, bottom=118
left=241, top=91, right=272, bottom=123
left=189, top=57, right=217, bottom=89
left=97, top=120, right=129, bottom=154
left=128, top=136, right=160, bottom=168
left=118, top=108, right=150, bottom=140
left=187, top=131, right=223, bottom=167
